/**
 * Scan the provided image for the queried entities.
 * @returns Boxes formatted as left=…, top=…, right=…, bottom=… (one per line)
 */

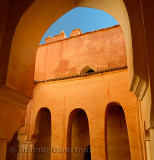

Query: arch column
left=17, top=133, right=28, bottom=160
left=51, top=113, right=65, bottom=160
left=89, top=122, right=106, bottom=160
left=27, top=136, right=38, bottom=160
left=88, top=115, right=106, bottom=160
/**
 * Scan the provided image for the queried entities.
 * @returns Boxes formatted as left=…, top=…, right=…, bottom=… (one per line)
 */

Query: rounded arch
left=105, top=102, right=122, bottom=112
left=105, top=102, right=128, bottom=121
left=67, top=108, right=91, bottom=160
left=104, top=102, right=122, bottom=158
left=105, top=102, right=131, bottom=160
left=33, top=107, right=51, bottom=138
left=32, top=107, right=51, bottom=160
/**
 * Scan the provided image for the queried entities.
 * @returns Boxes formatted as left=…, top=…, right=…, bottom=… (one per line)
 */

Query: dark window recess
left=80, top=66, right=95, bottom=74
left=86, top=69, right=95, bottom=73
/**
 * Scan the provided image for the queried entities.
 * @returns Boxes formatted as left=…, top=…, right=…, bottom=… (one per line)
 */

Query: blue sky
left=40, top=7, right=119, bottom=44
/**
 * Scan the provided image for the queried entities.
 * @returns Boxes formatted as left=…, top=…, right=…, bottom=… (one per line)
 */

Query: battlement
left=45, top=31, right=66, bottom=43
left=70, top=28, right=82, bottom=37
left=45, top=29, right=82, bottom=44
left=44, top=25, right=120, bottom=44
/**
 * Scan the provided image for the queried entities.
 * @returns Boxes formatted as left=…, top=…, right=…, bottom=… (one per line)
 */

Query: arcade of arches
left=0, top=0, right=154, bottom=160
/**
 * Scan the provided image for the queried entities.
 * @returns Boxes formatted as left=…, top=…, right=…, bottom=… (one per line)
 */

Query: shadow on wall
left=54, top=60, right=77, bottom=78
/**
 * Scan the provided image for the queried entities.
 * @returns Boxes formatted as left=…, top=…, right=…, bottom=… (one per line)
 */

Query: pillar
left=27, top=136, right=38, bottom=160
left=146, top=141, right=151, bottom=160
left=17, top=133, right=28, bottom=160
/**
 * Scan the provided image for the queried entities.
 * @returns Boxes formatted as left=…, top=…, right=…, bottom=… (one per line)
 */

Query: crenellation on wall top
left=44, top=25, right=120, bottom=44
left=45, top=31, right=66, bottom=43
left=70, top=28, right=82, bottom=37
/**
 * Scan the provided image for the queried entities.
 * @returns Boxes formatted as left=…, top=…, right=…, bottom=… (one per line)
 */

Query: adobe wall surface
left=35, top=26, right=127, bottom=81
left=27, top=70, right=144, bottom=160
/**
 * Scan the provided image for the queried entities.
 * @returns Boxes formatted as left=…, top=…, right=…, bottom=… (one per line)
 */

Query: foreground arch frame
left=6, top=0, right=152, bottom=128
left=7, top=0, right=148, bottom=99
left=0, top=0, right=154, bottom=159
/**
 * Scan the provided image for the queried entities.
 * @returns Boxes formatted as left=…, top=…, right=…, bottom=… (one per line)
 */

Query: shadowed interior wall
left=70, top=110, right=90, bottom=160
left=34, top=110, right=51, bottom=160
left=6, top=132, right=18, bottom=160
left=107, top=105, right=131, bottom=160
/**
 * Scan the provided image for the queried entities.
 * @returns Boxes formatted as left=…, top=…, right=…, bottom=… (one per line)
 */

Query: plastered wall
left=35, top=26, right=127, bottom=81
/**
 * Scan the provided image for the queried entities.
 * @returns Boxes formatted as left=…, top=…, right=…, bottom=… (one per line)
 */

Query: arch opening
left=34, top=7, right=127, bottom=81
left=106, top=103, right=131, bottom=160
left=67, top=109, right=91, bottom=160
left=39, top=7, right=119, bottom=45
left=8, top=1, right=134, bottom=98
left=33, top=108, right=51, bottom=160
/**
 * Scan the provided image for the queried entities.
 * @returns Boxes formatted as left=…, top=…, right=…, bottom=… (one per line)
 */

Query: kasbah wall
left=13, top=25, right=147, bottom=160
